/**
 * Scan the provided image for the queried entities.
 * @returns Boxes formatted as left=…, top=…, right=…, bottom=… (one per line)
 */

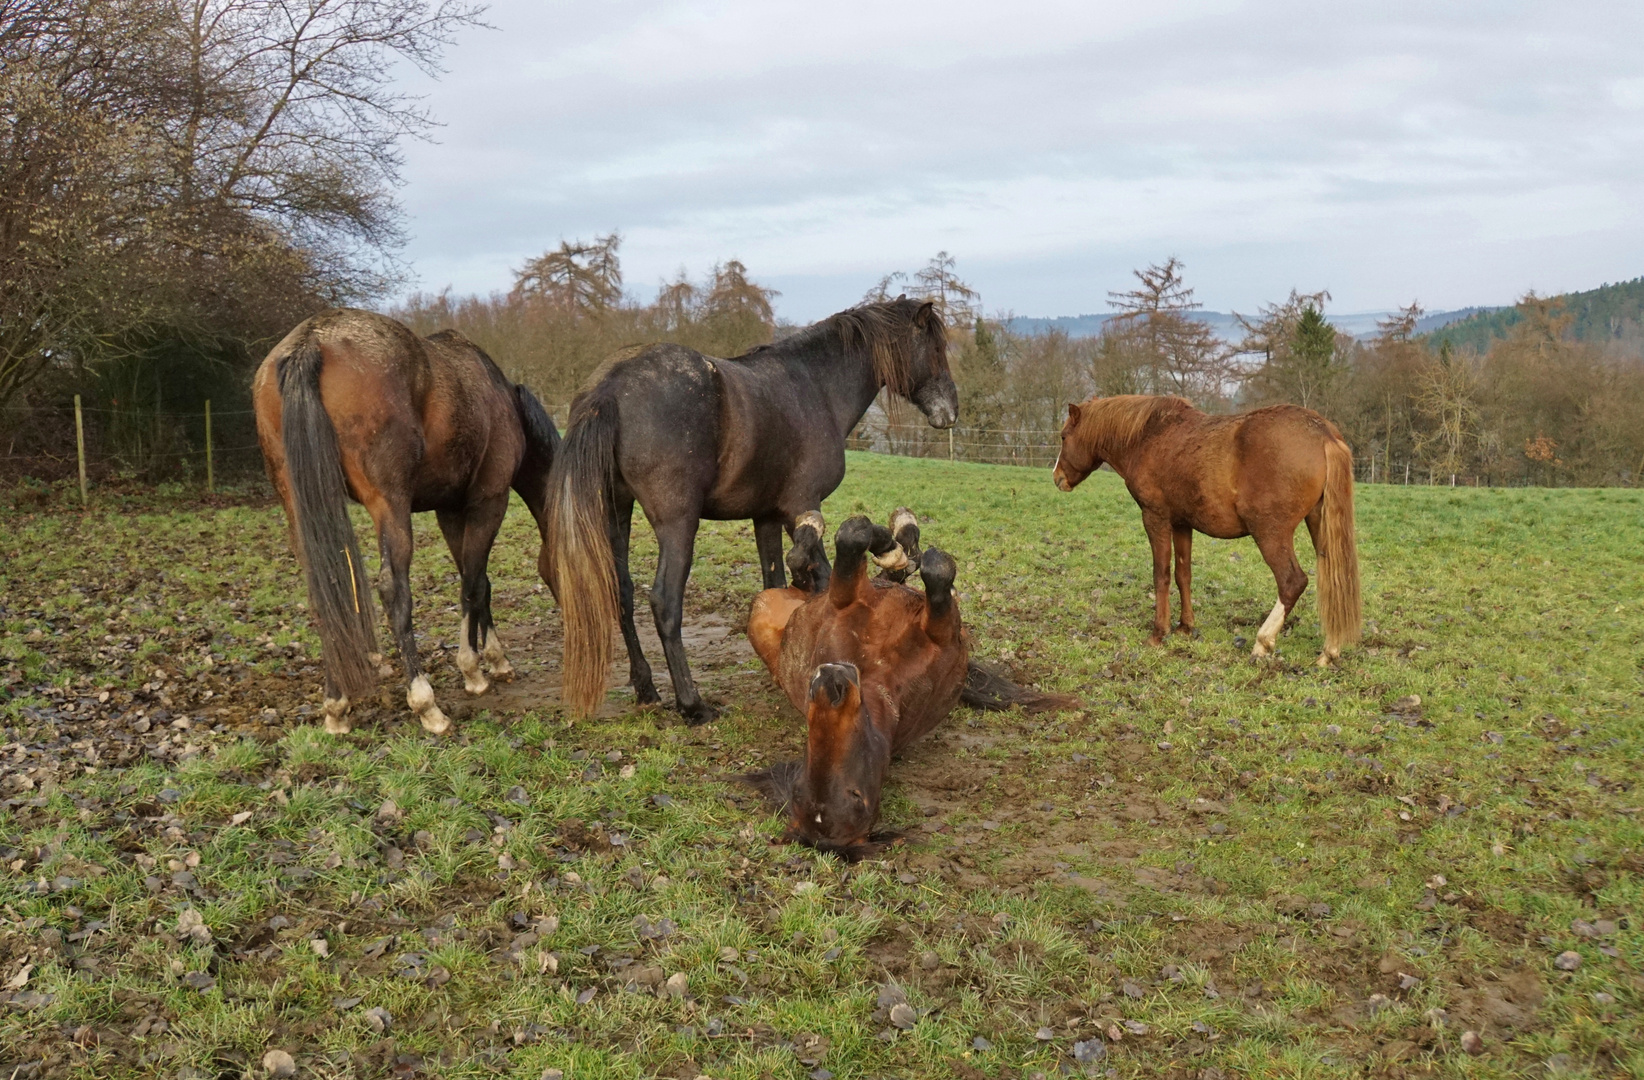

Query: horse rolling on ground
left=1052, top=394, right=1360, bottom=665
left=544, top=297, right=958, bottom=725
left=253, top=308, right=561, bottom=734
left=744, top=514, right=968, bottom=857
left=744, top=510, right=1078, bottom=856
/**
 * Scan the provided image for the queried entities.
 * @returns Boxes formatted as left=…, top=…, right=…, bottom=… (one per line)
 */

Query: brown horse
left=1052, top=394, right=1360, bottom=665
left=744, top=512, right=969, bottom=856
left=253, top=308, right=560, bottom=734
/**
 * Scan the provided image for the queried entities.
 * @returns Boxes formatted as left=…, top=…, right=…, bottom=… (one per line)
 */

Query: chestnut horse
left=544, top=298, right=957, bottom=724
left=745, top=513, right=967, bottom=856
left=253, top=308, right=560, bottom=734
left=1052, top=394, right=1360, bottom=665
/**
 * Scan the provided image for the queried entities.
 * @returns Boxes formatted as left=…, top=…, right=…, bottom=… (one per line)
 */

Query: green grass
left=1, top=453, right=1641, bottom=1078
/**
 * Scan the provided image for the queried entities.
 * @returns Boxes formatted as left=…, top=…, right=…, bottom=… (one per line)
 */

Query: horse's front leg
left=1143, top=515, right=1173, bottom=645
left=649, top=515, right=716, bottom=725
left=753, top=515, right=788, bottom=590
left=1172, top=525, right=1195, bottom=635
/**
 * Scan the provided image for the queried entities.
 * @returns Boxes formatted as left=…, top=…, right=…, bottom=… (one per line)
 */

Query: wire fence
left=850, top=422, right=1573, bottom=488
left=2, top=404, right=1595, bottom=499
left=2, top=398, right=262, bottom=500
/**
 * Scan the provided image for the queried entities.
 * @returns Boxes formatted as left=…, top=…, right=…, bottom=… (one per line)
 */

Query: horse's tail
left=1317, top=435, right=1362, bottom=658
left=277, top=332, right=380, bottom=700
left=513, top=382, right=561, bottom=478
left=960, top=659, right=1082, bottom=713
left=543, top=389, right=620, bottom=717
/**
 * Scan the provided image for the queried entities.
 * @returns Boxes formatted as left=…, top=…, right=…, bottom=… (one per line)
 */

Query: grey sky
left=394, top=0, right=1644, bottom=322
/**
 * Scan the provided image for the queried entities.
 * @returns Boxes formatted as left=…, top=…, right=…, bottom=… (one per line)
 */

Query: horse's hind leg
left=436, top=509, right=486, bottom=696
left=441, top=495, right=511, bottom=695
left=612, top=495, right=660, bottom=706
left=1251, top=526, right=1308, bottom=658
left=1172, top=525, right=1195, bottom=635
left=649, top=515, right=715, bottom=725
left=376, top=499, right=449, bottom=733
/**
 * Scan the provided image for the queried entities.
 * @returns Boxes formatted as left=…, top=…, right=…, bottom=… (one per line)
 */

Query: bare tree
left=1106, top=257, right=1229, bottom=403
left=1414, top=342, right=1481, bottom=479
left=513, top=234, right=625, bottom=314
left=0, top=0, right=485, bottom=414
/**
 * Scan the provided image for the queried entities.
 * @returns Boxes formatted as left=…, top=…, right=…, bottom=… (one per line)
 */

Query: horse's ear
left=1067, top=402, right=1082, bottom=423
left=895, top=293, right=907, bottom=302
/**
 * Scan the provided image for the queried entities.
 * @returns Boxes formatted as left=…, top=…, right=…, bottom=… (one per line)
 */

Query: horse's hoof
left=635, top=685, right=663, bottom=707
left=323, top=715, right=352, bottom=735
left=463, top=674, right=491, bottom=696
left=419, top=706, right=452, bottom=735
left=1251, top=643, right=1270, bottom=659
left=1173, top=624, right=1195, bottom=637
left=680, top=701, right=720, bottom=726
left=1146, top=635, right=1165, bottom=647
left=487, top=659, right=515, bottom=681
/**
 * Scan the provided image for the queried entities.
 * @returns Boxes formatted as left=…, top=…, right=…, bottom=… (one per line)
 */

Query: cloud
left=395, top=0, right=1644, bottom=319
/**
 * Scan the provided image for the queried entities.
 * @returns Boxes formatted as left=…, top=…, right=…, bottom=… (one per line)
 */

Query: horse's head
left=1053, top=400, right=1100, bottom=491
left=787, top=663, right=890, bottom=856
left=904, top=299, right=958, bottom=429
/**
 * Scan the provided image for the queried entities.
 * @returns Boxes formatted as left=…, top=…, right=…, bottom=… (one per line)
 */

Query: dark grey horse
left=542, top=297, right=957, bottom=724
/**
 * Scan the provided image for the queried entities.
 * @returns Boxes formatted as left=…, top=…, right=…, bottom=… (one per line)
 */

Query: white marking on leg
left=889, top=507, right=916, bottom=535
left=457, top=614, right=489, bottom=695
left=407, top=674, right=450, bottom=735
left=322, top=695, right=351, bottom=735
left=1254, top=599, right=1286, bottom=656
left=482, top=627, right=513, bottom=678
left=871, top=545, right=908, bottom=571
left=795, top=510, right=826, bottom=539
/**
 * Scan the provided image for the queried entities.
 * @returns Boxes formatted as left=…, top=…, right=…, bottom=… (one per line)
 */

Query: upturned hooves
left=680, top=701, right=720, bottom=726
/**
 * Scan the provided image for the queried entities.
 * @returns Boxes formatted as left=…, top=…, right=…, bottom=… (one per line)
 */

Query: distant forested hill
left=1426, top=277, right=1644, bottom=353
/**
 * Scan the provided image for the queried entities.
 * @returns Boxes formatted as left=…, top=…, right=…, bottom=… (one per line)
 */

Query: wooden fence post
left=74, top=394, right=87, bottom=505
left=204, top=399, right=214, bottom=493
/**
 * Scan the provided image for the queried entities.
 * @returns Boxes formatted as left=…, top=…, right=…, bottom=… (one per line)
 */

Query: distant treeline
left=393, top=247, right=1644, bottom=488
left=1425, top=278, right=1644, bottom=358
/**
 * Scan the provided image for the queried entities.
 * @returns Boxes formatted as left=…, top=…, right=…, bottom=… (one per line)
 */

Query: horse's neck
left=763, top=333, right=881, bottom=437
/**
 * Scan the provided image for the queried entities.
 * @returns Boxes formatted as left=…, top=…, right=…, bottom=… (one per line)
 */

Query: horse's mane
left=1078, top=394, right=1192, bottom=453
left=744, top=298, right=946, bottom=396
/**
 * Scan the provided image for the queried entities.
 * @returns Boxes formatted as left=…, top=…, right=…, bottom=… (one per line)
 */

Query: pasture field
left=1, top=454, right=1641, bottom=1080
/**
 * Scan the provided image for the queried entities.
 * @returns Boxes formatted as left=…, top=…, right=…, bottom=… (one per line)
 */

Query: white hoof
left=419, top=706, right=451, bottom=735
left=463, top=672, right=490, bottom=696
left=1251, top=643, right=1269, bottom=659
left=322, top=696, right=351, bottom=734
left=407, top=675, right=436, bottom=711
left=368, top=652, right=394, bottom=678
left=482, top=630, right=513, bottom=679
